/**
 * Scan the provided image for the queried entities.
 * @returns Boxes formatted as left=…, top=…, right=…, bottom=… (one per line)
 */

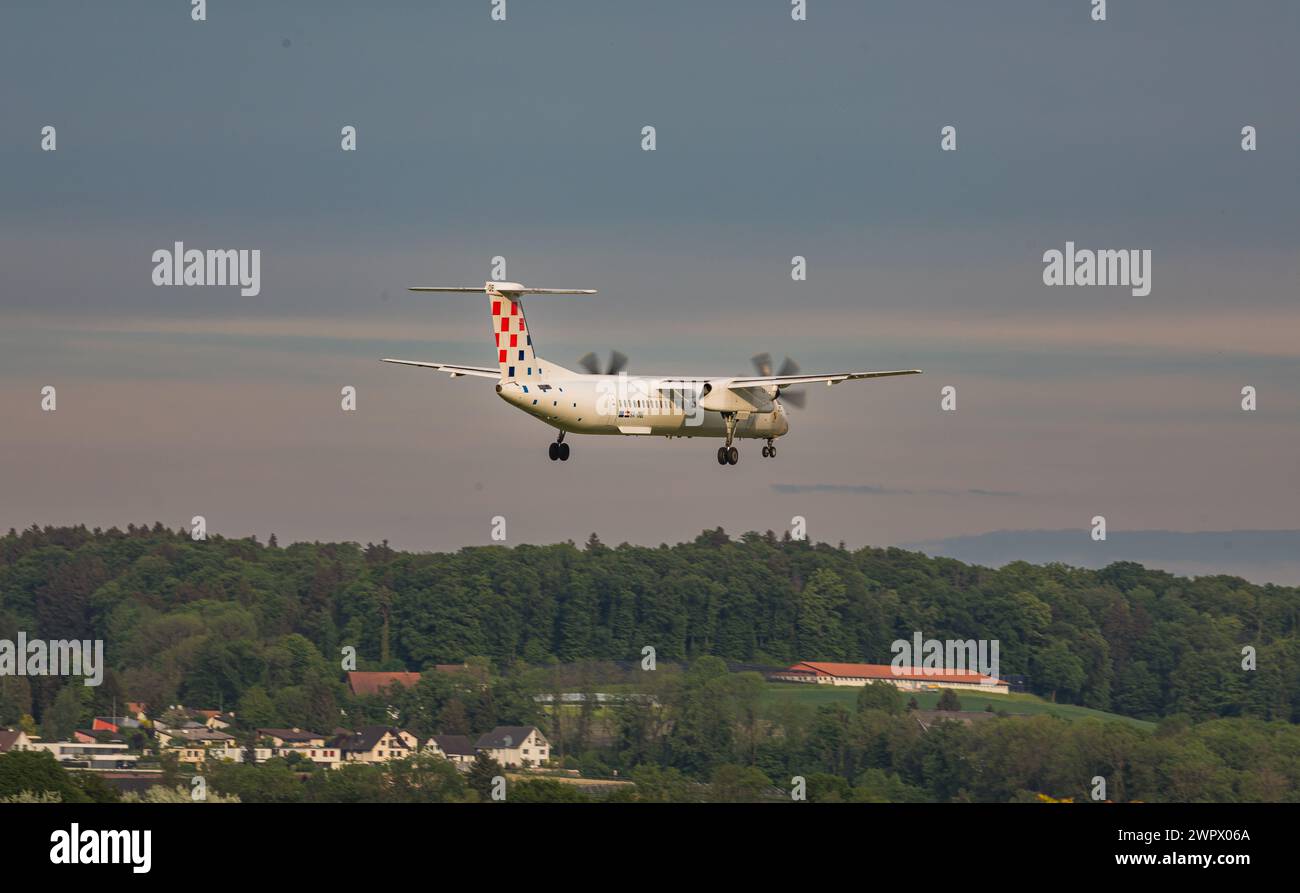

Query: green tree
left=936, top=689, right=962, bottom=712
left=856, top=681, right=904, bottom=715
left=467, top=752, right=504, bottom=800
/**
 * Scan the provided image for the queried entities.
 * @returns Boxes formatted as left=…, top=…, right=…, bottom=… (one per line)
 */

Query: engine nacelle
left=698, top=383, right=775, bottom=413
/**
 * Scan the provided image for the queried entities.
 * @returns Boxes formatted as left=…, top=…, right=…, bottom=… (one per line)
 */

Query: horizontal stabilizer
left=381, top=358, right=500, bottom=379
left=409, top=281, right=595, bottom=296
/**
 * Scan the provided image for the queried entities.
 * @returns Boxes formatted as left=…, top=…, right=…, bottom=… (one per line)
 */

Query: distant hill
left=905, top=529, right=1300, bottom=585
left=2, top=523, right=1298, bottom=732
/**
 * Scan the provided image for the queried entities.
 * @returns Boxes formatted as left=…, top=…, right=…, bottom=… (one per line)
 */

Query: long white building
left=772, top=661, right=1009, bottom=695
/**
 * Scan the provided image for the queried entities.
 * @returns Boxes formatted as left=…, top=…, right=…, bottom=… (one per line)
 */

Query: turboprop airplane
left=382, top=281, right=920, bottom=466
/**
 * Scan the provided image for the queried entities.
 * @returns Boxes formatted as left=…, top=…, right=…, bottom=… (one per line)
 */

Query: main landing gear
left=716, top=413, right=741, bottom=466
left=548, top=432, right=570, bottom=461
left=717, top=434, right=774, bottom=467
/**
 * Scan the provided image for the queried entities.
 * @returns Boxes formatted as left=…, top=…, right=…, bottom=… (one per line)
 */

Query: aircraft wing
left=726, top=369, right=922, bottom=388
left=381, top=358, right=500, bottom=379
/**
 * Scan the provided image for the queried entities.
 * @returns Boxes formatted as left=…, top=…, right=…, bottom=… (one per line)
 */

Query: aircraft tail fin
left=407, top=282, right=595, bottom=381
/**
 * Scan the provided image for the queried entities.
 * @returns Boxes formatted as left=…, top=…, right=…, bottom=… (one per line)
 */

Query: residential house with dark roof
left=426, top=734, right=477, bottom=768
left=0, top=729, right=33, bottom=753
left=475, top=726, right=549, bottom=768
left=337, top=726, right=419, bottom=763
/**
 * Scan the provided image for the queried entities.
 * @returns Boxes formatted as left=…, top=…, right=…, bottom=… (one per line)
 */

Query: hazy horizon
left=3, top=2, right=1297, bottom=577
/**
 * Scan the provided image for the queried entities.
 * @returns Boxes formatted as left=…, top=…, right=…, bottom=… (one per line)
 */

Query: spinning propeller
left=751, top=352, right=806, bottom=408
left=578, top=351, right=629, bottom=375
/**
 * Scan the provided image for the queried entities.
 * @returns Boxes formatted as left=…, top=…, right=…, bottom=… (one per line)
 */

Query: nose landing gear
left=548, top=433, right=570, bottom=461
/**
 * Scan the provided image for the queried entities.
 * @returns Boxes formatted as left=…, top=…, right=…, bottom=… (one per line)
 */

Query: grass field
left=760, top=683, right=1156, bottom=730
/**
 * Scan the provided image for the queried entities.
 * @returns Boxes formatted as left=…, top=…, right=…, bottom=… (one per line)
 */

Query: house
left=91, top=715, right=142, bottom=734
left=346, top=665, right=478, bottom=697
left=336, top=726, right=418, bottom=763
left=475, top=726, right=549, bottom=768
left=771, top=661, right=1009, bottom=695
left=426, top=734, right=477, bottom=768
left=0, top=729, right=33, bottom=753
left=157, top=727, right=236, bottom=746
left=257, top=728, right=328, bottom=748
left=157, top=726, right=238, bottom=763
left=252, top=728, right=343, bottom=768
left=30, top=739, right=138, bottom=770
left=346, top=672, right=423, bottom=697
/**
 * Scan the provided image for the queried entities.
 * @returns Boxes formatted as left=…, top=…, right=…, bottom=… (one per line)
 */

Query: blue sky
left=1, top=1, right=1297, bottom=575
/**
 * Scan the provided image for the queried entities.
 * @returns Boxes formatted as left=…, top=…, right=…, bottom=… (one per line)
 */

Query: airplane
left=382, top=281, right=921, bottom=466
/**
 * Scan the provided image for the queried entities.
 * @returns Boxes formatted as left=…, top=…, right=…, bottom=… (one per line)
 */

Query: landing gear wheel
left=717, top=446, right=728, bottom=465
left=762, top=446, right=771, bottom=458
left=558, top=442, right=570, bottom=461
left=548, top=442, right=560, bottom=461
left=727, top=446, right=739, bottom=465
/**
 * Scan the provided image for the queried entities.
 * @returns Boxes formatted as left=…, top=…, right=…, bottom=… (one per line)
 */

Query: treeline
left=5, top=668, right=1300, bottom=802
left=2, top=523, right=1297, bottom=728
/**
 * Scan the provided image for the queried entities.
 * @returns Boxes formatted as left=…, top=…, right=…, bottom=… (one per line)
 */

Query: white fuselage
left=497, top=362, right=790, bottom=440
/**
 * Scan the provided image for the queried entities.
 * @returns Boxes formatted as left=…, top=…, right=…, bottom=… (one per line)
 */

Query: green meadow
left=760, top=683, right=1156, bottom=730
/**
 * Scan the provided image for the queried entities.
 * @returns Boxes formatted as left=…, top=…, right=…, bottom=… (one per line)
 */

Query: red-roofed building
left=347, top=671, right=423, bottom=697
left=772, top=661, right=1008, bottom=694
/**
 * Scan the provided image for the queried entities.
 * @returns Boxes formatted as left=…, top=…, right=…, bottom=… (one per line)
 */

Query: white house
left=475, top=726, right=550, bottom=768
left=30, top=739, right=138, bottom=770
left=338, top=726, right=418, bottom=763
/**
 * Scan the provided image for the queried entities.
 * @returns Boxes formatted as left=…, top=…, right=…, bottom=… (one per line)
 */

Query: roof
left=783, top=661, right=1005, bottom=686
left=162, top=728, right=235, bottom=743
left=338, top=726, right=412, bottom=753
left=257, top=728, right=326, bottom=743
left=476, top=726, right=541, bottom=749
left=429, top=734, right=476, bottom=756
left=0, top=729, right=27, bottom=751
left=347, top=671, right=422, bottom=697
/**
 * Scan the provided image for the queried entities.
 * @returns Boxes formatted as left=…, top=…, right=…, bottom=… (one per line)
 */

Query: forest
left=1, top=523, right=1297, bottom=802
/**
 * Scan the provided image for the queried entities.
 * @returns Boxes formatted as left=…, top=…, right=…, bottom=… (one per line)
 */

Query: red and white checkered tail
left=487, top=284, right=538, bottom=381
left=408, top=282, right=597, bottom=382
